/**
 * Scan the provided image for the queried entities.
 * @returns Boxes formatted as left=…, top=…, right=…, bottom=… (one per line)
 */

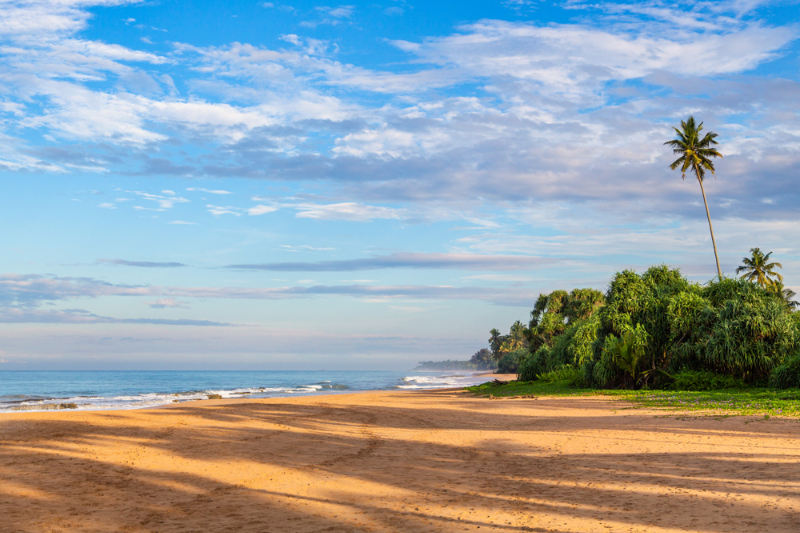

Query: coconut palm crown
left=768, top=281, right=798, bottom=309
left=736, top=247, right=784, bottom=287
left=664, top=116, right=724, bottom=279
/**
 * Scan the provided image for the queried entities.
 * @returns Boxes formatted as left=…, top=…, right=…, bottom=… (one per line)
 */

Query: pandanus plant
left=605, top=325, right=649, bottom=388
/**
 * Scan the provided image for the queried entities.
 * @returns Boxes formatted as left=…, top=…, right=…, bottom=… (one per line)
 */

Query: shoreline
left=2, top=388, right=798, bottom=532
left=0, top=370, right=512, bottom=416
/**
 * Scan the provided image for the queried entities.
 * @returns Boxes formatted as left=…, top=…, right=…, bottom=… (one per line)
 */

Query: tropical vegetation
left=416, top=348, right=497, bottom=371
left=473, top=116, right=800, bottom=405
left=483, top=260, right=799, bottom=393
left=737, top=247, right=784, bottom=287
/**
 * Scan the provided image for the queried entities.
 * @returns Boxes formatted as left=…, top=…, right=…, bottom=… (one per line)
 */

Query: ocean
left=0, top=370, right=492, bottom=414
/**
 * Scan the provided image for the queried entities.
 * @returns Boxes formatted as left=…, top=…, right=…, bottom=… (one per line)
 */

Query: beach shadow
left=1, top=391, right=799, bottom=532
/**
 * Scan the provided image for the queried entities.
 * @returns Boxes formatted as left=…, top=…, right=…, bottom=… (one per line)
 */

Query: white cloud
left=300, top=5, right=355, bottom=27
left=0, top=1, right=135, bottom=41
left=382, top=18, right=795, bottom=102
left=0, top=0, right=796, bottom=229
left=187, top=187, right=233, bottom=195
left=147, top=297, right=187, bottom=309
left=130, top=190, right=190, bottom=211
left=316, top=6, right=354, bottom=19
left=248, top=205, right=278, bottom=215
left=294, top=202, right=405, bottom=221
left=206, top=204, right=243, bottom=216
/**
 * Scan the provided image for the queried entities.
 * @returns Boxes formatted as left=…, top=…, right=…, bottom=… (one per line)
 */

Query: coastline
left=2, top=388, right=799, bottom=532
left=0, top=369, right=496, bottom=414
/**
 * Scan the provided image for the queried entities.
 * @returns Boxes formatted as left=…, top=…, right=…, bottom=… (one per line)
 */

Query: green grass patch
left=467, top=379, right=591, bottom=397
left=619, top=389, right=800, bottom=417
left=466, top=381, right=800, bottom=417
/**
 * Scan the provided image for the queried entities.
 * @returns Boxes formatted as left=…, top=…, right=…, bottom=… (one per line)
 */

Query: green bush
left=666, top=370, right=746, bottom=391
left=769, top=355, right=800, bottom=389
left=593, top=268, right=797, bottom=386
left=517, top=346, right=548, bottom=381
left=529, top=288, right=604, bottom=352
left=497, top=348, right=527, bottom=374
left=536, top=365, right=583, bottom=387
left=673, top=278, right=798, bottom=381
left=591, top=334, right=618, bottom=387
left=600, top=265, right=692, bottom=371
left=503, top=265, right=799, bottom=391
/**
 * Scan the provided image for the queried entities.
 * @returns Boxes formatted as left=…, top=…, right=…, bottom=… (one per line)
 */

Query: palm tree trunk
left=698, top=177, right=722, bottom=280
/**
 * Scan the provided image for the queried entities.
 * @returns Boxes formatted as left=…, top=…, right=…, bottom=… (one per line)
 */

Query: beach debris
left=206, top=394, right=223, bottom=400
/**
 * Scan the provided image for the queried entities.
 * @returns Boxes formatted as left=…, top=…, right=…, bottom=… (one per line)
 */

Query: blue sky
left=1, top=0, right=799, bottom=370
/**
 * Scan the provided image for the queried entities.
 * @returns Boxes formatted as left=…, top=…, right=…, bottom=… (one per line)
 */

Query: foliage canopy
left=507, top=265, right=799, bottom=389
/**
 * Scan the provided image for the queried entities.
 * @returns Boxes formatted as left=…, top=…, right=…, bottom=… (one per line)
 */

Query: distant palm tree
left=768, top=281, right=798, bottom=309
left=507, top=321, right=529, bottom=351
left=488, top=328, right=502, bottom=356
left=736, top=247, right=783, bottom=287
left=665, top=116, right=724, bottom=280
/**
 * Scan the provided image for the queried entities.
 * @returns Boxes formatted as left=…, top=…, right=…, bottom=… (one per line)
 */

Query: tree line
left=486, top=251, right=799, bottom=388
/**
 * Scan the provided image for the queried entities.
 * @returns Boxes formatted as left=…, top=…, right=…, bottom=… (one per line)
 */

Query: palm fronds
left=736, top=247, right=784, bottom=287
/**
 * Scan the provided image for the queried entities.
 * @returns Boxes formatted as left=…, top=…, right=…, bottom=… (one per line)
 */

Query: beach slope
left=1, top=390, right=799, bottom=532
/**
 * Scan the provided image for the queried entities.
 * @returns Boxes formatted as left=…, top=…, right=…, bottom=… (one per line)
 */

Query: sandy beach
left=2, top=388, right=799, bottom=533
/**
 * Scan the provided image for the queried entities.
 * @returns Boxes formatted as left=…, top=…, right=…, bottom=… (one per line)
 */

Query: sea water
left=0, top=370, right=492, bottom=413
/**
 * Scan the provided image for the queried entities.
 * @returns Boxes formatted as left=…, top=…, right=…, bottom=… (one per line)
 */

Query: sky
left=1, top=0, right=799, bottom=370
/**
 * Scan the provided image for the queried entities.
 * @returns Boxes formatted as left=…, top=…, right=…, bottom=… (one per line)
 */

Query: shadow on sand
left=1, top=390, right=799, bottom=532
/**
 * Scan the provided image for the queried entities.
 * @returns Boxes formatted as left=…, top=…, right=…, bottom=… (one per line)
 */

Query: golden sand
left=1, top=387, right=799, bottom=532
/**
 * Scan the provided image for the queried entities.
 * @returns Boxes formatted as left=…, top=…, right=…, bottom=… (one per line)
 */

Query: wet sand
left=1, top=389, right=799, bottom=532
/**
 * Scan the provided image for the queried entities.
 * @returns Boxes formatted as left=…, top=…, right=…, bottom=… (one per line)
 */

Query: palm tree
left=507, top=320, right=529, bottom=351
left=736, top=247, right=783, bottom=287
left=488, top=328, right=502, bottom=356
left=665, top=116, right=724, bottom=280
left=768, top=281, right=798, bottom=309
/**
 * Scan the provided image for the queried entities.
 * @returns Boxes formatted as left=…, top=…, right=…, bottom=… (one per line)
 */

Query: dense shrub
left=588, top=268, right=797, bottom=386
left=671, top=278, right=798, bottom=381
left=510, top=265, right=799, bottom=389
left=518, top=346, right=549, bottom=381
left=536, top=365, right=583, bottom=387
left=497, top=348, right=527, bottom=374
left=547, top=315, right=601, bottom=371
left=769, top=355, right=800, bottom=389
left=519, top=291, right=603, bottom=381
left=666, top=370, right=746, bottom=391
left=529, top=289, right=604, bottom=351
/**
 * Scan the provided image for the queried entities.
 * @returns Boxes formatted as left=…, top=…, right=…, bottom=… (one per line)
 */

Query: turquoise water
left=0, top=370, right=489, bottom=413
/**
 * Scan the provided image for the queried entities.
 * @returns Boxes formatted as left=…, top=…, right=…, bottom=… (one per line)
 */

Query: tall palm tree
left=737, top=247, right=784, bottom=287
left=665, top=116, right=724, bottom=280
